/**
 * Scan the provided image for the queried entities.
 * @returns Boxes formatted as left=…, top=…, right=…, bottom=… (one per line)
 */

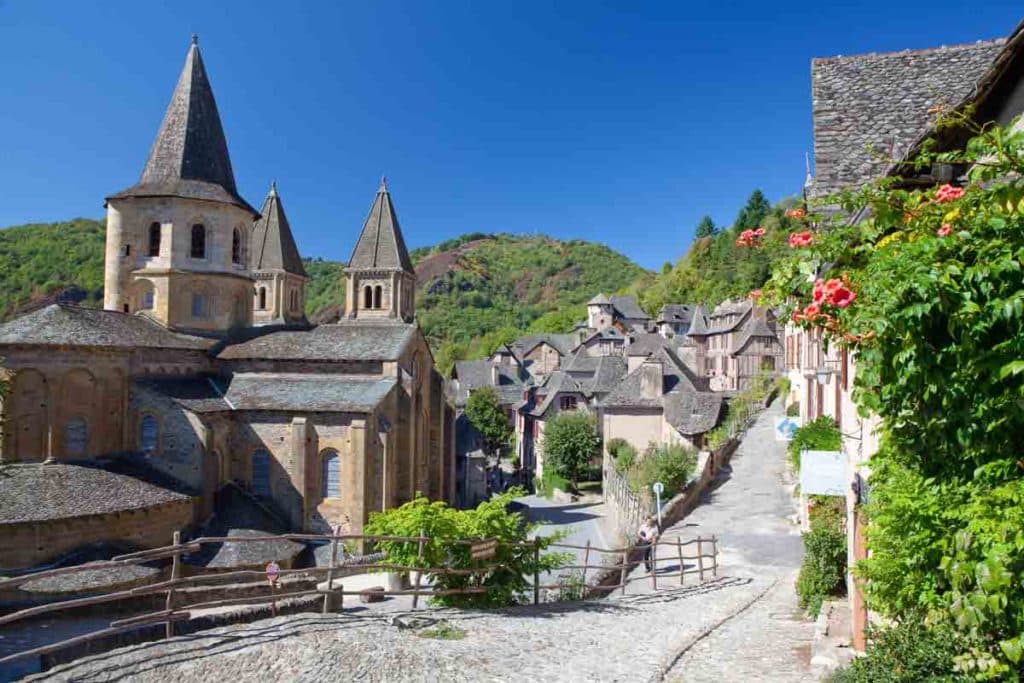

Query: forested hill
left=0, top=220, right=646, bottom=370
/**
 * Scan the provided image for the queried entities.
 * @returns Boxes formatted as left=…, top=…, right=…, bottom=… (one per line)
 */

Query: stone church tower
left=345, top=179, right=416, bottom=322
left=250, top=182, right=309, bottom=326
left=103, top=36, right=258, bottom=334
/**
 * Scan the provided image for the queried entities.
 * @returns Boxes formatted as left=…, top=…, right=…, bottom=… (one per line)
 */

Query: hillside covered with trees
left=0, top=220, right=645, bottom=372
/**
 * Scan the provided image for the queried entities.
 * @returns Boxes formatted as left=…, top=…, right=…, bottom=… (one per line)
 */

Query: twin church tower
left=102, top=36, right=415, bottom=334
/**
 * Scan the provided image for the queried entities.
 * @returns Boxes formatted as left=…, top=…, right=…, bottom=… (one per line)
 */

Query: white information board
left=799, top=450, right=847, bottom=497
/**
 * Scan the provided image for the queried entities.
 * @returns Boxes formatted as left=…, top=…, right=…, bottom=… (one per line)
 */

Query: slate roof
left=587, top=293, right=612, bottom=305
left=584, top=355, right=628, bottom=396
left=579, top=327, right=626, bottom=345
left=0, top=304, right=215, bottom=350
left=602, top=347, right=701, bottom=409
left=708, top=300, right=753, bottom=332
left=192, top=484, right=305, bottom=569
left=509, top=333, right=576, bottom=359
left=450, top=360, right=527, bottom=407
left=610, top=295, right=649, bottom=321
left=251, top=182, right=308, bottom=277
left=0, top=463, right=192, bottom=525
left=563, top=350, right=601, bottom=373
left=107, top=38, right=257, bottom=215
left=627, top=333, right=669, bottom=357
left=347, top=178, right=414, bottom=273
left=731, top=315, right=779, bottom=355
left=217, top=322, right=415, bottom=361
left=656, top=304, right=694, bottom=325
left=141, top=374, right=396, bottom=413
left=810, top=38, right=1004, bottom=198
left=531, top=371, right=585, bottom=416
left=663, top=390, right=724, bottom=436
left=686, top=306, right=710, bottom=336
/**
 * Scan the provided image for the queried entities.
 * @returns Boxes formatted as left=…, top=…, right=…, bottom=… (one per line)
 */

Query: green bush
left=364, top=491, right=569, bottom=608
left=788, top=415, right=841, bottom=471
left=626, top=443, right=697, bottom=499
left=786, top=402, right=800, bottom=417
left=829, top=620, right=968, bottom=683
left=796, top=496, right=847, bottom=617
left=542, top=411, right=602, bottom=488
left=606, top=438, right=637, bottom=474
left=534, top=467, right=570, bottom=499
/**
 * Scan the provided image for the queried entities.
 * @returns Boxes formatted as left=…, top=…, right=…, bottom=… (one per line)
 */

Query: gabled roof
left=347, top=178, right=414, bottom=273
left=610, top=295, right=649, bottom=321
left=686, top=306, right=710, bottom=336
left=731, top=315, right=780, bottom=355
left=108, top=37, right=256, bottom=215
left=532, top=371, right=585, bottom=416
left=578, top=327, right=625, bottom=346
left=251, top=182, right=307, bottom=277
left=707, top=300, right=753, bottom=332
left=626, top=333, right=668, bottom=357
left=510, top=333, right=576, bottom=358
left=217, top=321, right=415, bottom=361
left=0, top=304, right=215, bottom=350
left=585, top=355, right=628, bottom=396
left=587, top=293, right=612, bottom=305
left=450, top=359, right=527, bottom=407
left=809, top=38, right=1004, bottom=198
left=656, top=304, right=694, bottom=325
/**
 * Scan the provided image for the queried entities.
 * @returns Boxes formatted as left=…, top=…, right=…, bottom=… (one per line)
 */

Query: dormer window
left=190, top=224, right=206, bottom=259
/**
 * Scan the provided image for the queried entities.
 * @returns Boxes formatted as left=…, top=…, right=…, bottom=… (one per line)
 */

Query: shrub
left=607, top=438, right=637, bottom=474
left=627, top=443, right=697, bottom=499
left=542, top=411, right=601, bottom=488
left=364, top=491, right=569, bottom=608
left=534, top=467, right=570, bottom=499
left=796, top=496, right=847, bottom=617
left=829, top=620, right=967, bottom=683
left=788, top=415, right=841, bottom=471
left=786, top=402, right=800, bottom=417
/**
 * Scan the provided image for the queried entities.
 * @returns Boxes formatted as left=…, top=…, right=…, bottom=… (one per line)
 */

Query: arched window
left=191, top=293, right=206, bottom=319
left=148, top=222, right=161, bottom=257
left=252, top=449, right=271, bottom=496
left=190, top=224, right=206, bottom=259
left=363, top=285, right=372, bottom=309
left=258, top=287, right=267, bottom=310
left=232, top=228, right=242, bottom=264
left=321, top=449, right=340, bottom=498
left=140, top=414, right=158, bottom=453
left=142, top=289, right=154, bottom=310
left=64, top=417, right=88, bottom=457
left=373, top=285, right=383, bottom=309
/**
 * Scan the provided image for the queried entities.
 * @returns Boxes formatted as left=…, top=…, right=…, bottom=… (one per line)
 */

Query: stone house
left=655, top=304, right=694, bottom=338
left=683, top=300, right=783, bottom=391
left=790, top=20, right=1024, bottom=649
left=0, top=38, right=453, bottom=569
left=586, top=293, right=651, bottom=333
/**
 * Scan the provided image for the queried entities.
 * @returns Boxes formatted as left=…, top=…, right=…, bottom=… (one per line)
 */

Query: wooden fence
left=0, top=531, right=718, bottom=668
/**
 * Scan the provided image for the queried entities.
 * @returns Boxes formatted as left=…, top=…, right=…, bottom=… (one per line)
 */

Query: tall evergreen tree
left=734, top=190, right=771, bottom=231
left=694, top=215, right=717, bottom=239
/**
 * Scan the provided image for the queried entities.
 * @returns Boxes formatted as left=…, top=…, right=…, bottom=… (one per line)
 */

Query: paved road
left=517, top=493, right=613, bottom=584
left=621, top=400, right=815, bottom=681
left=25, top=405, right=816, bottom=683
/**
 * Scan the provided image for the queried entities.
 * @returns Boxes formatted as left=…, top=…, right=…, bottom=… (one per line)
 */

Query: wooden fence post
left=676, top=537, right=685, bottom=585
left=619, top=547, right=629, bottom=596
left=323, top=524, right=340, bottom=614
left=580, top=539, right=591, bottom=589
left=697, top=536, right=705, bottom=582
left=412, top=528, right=426, bottom=609
left=533, top=538, right=541, bottom=606
left=712, top=535, right=718, bottom=577
left=165, top=531, right=181, bottom=639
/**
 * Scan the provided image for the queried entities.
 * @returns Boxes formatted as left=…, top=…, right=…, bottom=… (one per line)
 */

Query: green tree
left=364, top=491, right=569, bottom=608
left=541, top=411, right=601, bottom=489
left=734, top=189, right=771, bottom=231
left=694, top=215, right=717, bottom=239
left=464, top=387, right=512, bottom=459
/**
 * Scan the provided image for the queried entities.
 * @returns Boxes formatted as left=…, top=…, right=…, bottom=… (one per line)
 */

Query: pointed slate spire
left=347, top=178, right=414, bottom=273
left=251, top=182, right=308, bottom=277
left=108, top=37, right=256, bottom=214
left=687, top=305, right=710, bottom=336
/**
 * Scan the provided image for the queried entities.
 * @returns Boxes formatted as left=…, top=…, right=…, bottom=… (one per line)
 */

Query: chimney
left=491, top=364, right=500, bottom=385
left=639, top=359, right=663, bottom=399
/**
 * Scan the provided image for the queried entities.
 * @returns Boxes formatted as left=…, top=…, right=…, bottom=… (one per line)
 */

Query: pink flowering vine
left=736, top=226, right=766, bottom=247
left=935, top=184, right=965, bottom=203
left=788, top=231, right=813, bottom=248
left=937, top=224, right=953, bottom=237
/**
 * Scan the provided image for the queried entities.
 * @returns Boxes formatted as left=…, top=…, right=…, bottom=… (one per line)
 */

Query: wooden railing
left=0, top=531, right=718, bottom=668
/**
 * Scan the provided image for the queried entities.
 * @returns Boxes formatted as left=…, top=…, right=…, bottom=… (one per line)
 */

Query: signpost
left=470, top=539, right=498, bottom=561
left=265, top=561, right=281, bottom=616
left=652, top=481, right=664, bottom=527
left=774, top=415, right=801, bottom=442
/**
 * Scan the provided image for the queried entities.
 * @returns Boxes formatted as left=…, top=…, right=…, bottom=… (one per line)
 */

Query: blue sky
left=0, top=1, right=1019, bottom=269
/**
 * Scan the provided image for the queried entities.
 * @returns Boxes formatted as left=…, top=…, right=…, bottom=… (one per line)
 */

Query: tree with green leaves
left=694, top=215, right=717, bottom=239
left=734, top=189, right=771, bottom=231
left=464, top=386, right=512, bottom=460
left=541, top=410, right=601, bottom=489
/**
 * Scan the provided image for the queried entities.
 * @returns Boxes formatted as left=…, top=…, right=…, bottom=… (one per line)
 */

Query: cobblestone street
left=25, top=404, right=815, bottom=683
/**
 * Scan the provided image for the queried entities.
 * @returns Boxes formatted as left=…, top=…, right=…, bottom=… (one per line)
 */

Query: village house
left=0, top=38, right=454, bottom=570
left=789, top=20, right=1024, bottom=649
left=680, top=300, right=783, bottom=392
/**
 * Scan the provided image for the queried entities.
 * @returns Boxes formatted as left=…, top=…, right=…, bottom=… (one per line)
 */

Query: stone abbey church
left=0, top=39, right=454, bottom=567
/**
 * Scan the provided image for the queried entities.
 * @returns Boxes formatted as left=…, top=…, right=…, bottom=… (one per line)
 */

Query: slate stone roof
left=707, top=300, right=753, bottom=332
left=563, top=350, right=601, bottom=373
left=601, top=347, right=719, bottom=436
left=627, top=333, right=669, bottom=357
left=107, top=38, right=257, bottom=215
left=731, top=315, right=779, bottom=355
left=217, top=322, right=415, bottom=361
left=610, top=295, right=649, bottom=321
left=0, top=463, right=192, bottom=525
left=587, top=293, right=612, bottom=305
left=191, top=484, right=304, bottom=569
left=251, top=182, right=308, bottom=277
left=810, top=39, right=1004, bottom=198
left=531, top=371, right=585, bottom=416
left=347, top=179, right=414, bottom=273
left=141, top=374, right=396, bottom=413
left=580, top=327, right=625, bottom=345
left=686, top=305, right=710, bottom=336
left=584, top=355, right=628, bottom=396
left=0, top=304, right=215, bottom=350
left=450, top=360, right=527, bottom=407
left=656, top=304, right=694, bottom=325
left=509, top=333, right=576, bottom=359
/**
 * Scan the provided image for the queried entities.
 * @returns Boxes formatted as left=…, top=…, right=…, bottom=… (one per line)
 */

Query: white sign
left=774, top=416, right=801, bottom=442
left=799, top=450, right=847, bottom=496
left=651, top=482, right=664, bottom=496
left=265, top=561, right=281, bottom=586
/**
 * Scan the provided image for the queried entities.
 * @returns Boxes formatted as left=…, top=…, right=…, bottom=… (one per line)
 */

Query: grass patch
left=417, top=622, right=466, bottom=640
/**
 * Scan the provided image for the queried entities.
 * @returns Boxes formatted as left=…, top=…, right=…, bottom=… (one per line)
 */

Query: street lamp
left=815, top=366, right=833, bottom=385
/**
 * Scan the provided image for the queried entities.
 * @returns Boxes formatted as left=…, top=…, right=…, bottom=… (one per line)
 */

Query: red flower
left=830, top=287, right=856, bottom=308
left=804, top=303, right=821, bottom=319
left=812, top=279, right=826, bottom=304
left=785, top=208, right=807, bottom=219
left=753, top=227, right=766, bottom=237
left=935, top=184, right=965, bottom=203
left=748, top=289, right=762, bottom=300
left=791, top=309, right=803, bottom=323
left=788, top=231, right=813, bottom=248
left=937, top=224, right=953, bottom=237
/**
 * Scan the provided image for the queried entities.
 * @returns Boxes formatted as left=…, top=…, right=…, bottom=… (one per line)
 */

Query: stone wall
left=0, top=499, right=195, bottom=569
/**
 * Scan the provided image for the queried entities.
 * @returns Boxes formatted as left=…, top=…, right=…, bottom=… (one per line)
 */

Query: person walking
left=637, top=516, right=659, bottom=573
